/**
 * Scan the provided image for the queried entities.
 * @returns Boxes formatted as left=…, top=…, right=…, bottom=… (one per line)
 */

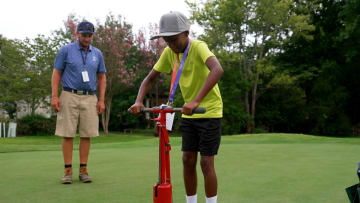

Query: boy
left=129, top=11, right=223, bottom=203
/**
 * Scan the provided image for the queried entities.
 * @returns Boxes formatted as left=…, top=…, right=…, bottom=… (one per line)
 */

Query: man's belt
left=63, top=87, right=96, bottom=95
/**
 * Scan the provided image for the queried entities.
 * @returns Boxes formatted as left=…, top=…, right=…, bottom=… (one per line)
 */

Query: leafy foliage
left=1, top=1, right=359, bottom=137
left=274, top=0, right=359, bottom=136
left=187, top=0, right=314, bottom=133
left=17, top=114, right=56, bottom=136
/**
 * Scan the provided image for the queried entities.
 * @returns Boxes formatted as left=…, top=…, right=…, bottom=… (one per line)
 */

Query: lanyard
left=80, top=49, right=88, bottom=71
left=168, top=39, right=191, bottom=104
left=169, top=55, right=179, bottom=96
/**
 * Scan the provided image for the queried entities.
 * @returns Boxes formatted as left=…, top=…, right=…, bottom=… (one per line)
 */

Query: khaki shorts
left=55, top=91, right=99, bottom=138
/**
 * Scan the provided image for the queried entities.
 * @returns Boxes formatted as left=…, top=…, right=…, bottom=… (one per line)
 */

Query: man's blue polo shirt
left=54, top=41, right=106, bottom=91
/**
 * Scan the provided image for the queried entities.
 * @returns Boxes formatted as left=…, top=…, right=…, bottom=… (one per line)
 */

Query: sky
left=0, top=0, right=200, bottom=40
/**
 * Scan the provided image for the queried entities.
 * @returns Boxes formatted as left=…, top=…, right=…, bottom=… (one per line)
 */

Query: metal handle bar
left=128, top=106, right=206, bottom=114
left=141, top=107, right=206, bottom=114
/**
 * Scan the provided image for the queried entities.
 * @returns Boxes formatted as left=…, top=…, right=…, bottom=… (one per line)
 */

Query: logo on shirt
left=92, top=56, right=97, bottom=62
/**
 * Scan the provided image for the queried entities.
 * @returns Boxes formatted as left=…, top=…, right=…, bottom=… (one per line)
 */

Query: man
left=51, top=21, right=106, bottom=184
left=129, top=11, right=223, bottom=203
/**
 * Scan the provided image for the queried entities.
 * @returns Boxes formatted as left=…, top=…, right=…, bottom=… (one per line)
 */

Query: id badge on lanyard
left=81, top=49, right=90, bottom=83
left=82, top=71, right=90, bottom=82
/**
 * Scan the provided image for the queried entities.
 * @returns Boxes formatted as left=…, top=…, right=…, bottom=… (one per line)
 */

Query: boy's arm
left=129, top=69, right=161, bottom=114
left=182, top=56, right=223, bottom=115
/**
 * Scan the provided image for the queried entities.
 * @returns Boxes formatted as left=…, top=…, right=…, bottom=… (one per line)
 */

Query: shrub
left=17, top=114, right=56, bottom=136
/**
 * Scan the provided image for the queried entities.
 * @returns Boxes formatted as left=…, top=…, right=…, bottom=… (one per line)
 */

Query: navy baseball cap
left=77, top=21, right=95, bottom=34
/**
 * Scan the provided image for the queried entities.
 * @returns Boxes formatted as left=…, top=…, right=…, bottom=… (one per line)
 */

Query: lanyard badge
left=80, top=49, right=89, bottom=83
left=82, top=71, right=90, bottom=82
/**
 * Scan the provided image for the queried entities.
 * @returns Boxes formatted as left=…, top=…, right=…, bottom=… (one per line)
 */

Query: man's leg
left=62, top=137, right=74, bottom=165
left=78, top=94, right=98, bottom=183
left=56, top=91, right=79, bottom=184
left=183, top=151, right=198, bottom=196
left=200, top=156, right=217, bottom=198
left=61, top=137, right=74, bottom=184
left=79, top=137, right=91, bottom=164
left=79, top=137, right=92, bottom=183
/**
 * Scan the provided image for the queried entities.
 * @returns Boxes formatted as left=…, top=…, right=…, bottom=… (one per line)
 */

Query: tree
left=338, top=0, right=360, bottom=128
left=92, top=15, right=137, bottom=134
left=17, top=35, right=61, bottom=115
left=275, top=0, right=358, bottom=136
left=134, top=24, right=167, bottom=107
left=0, top=36, right=26, bottom=118
left=186, top=0, right=314, bottom=132
left=106, top=25, right=168, bottom=131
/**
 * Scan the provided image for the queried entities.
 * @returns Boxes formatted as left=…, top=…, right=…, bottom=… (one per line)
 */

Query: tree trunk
left=246, top=36, right=262, bottom=133
left=31, top=100, right=36, bottom=116
left=250, top=71, right=260, bottom=132
left=249, top=39, right=265, bottom=133
left=101, top=111, right=107, bottom=134
left=102, top=96, right=112, bottom=134
left=244, top=55, right=254, bottom=133
left=245, top=91, right=252, bottom=133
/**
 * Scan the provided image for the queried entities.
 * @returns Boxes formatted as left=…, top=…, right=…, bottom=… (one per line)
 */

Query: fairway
left=1, top=133, right=360, bottom=203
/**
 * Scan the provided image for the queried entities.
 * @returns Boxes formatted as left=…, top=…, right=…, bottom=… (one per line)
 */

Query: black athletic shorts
left=180, top=118, right=222, bottom=156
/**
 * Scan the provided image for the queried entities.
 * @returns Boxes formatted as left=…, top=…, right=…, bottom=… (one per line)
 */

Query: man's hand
left=97, top=100, right=105, bottom=114
left=182, top=101, right=200, bottom=115
left=51, top=96, right=61, bottom=112
left=129, top=102, right=145, bottom=114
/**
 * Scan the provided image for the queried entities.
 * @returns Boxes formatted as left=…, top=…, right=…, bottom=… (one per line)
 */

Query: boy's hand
left=129, top=102, right=145, bottom=114
left=182, top=101, right=200, bottom=115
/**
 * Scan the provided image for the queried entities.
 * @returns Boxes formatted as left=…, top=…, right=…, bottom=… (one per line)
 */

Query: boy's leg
left=180, top=118, right=201, bottom=202
left=198, top=118, right=221, bottom=201
left=200, top=155, right=217, bottom=197
left=183, top=151, right=198, bottom=196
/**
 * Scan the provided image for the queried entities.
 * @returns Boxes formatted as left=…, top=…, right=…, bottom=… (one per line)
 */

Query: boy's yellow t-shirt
left=153, top=40, right=223, bottom=118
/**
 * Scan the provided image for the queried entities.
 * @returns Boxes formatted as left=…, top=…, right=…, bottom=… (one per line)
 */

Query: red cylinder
left=153, top=183, right=172, bottom=203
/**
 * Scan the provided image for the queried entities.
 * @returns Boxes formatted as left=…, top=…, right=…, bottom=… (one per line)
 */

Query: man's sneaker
left=79, top=166, right=92, bottom=183
left=61, top=167, right=73, bottom=184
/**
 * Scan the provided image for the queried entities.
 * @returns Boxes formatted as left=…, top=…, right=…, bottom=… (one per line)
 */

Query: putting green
left=0, top=133, right=359, bottom=202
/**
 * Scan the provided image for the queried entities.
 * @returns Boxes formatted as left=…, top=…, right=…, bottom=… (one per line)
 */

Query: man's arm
left=51, top=69, right=63, bottom=112
left=129, top=69, right=161, bottom=114
left=97, top=73, right=106, bottom=114
left=182, top=56, right=224, bottom=115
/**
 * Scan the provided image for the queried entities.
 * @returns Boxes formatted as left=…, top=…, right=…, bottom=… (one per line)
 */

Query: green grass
left=0, top=133, right=360, bottom=202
